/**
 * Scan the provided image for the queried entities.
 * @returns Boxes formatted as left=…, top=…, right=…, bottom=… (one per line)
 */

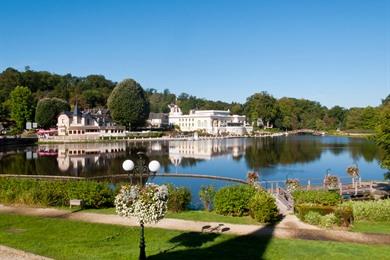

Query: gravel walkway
left=1, top=205, right=390, bottom=246
left=0, top=245, right=52, bottom=260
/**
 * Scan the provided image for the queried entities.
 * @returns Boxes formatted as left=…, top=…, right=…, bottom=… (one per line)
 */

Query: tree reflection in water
left=0, top=136, right=385, bottom=181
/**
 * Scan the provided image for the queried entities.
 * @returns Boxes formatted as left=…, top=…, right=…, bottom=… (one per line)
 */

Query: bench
left=69, top=199, right=83, bottom=209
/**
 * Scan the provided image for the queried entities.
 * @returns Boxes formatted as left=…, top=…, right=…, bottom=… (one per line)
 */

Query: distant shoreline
left=37, top=132, right=288, bottom=144
left=1, top=130, right=373, bottom=145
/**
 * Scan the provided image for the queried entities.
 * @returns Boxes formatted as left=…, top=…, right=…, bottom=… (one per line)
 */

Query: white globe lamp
left=122, top=159, right=134, bottom=172
left=148, top=160, right=160, bottom=173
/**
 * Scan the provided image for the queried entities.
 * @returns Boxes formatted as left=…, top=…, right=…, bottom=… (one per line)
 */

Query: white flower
left=114, top=183, right=168, bottom=224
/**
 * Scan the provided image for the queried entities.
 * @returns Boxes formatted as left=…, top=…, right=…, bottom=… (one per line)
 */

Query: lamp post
left=122, top=152, right=160, bottom=260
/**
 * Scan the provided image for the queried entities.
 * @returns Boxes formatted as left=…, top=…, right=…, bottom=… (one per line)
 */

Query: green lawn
left=82, top=208, right=259, bottom=225
left=166, top=210, right=259, bottom=225
left=351, top=221, right=390, bottom=235
left=0, top=213, right=389, bottom=260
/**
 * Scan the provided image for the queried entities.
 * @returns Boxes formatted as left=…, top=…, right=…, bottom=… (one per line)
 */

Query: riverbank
left=0, top=136, right=38, bottom=146
left=327, top=130, right=375, bottom=138
left=37, top=132, right=286, bottom=144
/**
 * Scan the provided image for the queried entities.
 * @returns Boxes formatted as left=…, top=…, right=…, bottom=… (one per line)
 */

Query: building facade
left=147, top=113, right=169, bottom=128
left=57, top=104, right=125, bottom=139
left=168, top=104, right=251, bottom=135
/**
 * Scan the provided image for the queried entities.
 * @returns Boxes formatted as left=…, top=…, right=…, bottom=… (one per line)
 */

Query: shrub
left=167, top=184, right=191, bottom=212
left=292, top=190, right=341, bottom=206
left=249, top=191, right=279, bottom=223
left=320, top=213, right=338, bottom=228
left=334, top=205, right=354, bottom=227
left=0, top=178, right=115, bottom=208
left=199, top=185, right=216, bottom=211
left=295, top=204, right=335, bottom=220
left=304, top=211, right=322, bottom=225
left=214, top=185, right=257, bottom=216
left=345, top=199, right=390, bottom=222
left=296, top=203, right=354, bottom=227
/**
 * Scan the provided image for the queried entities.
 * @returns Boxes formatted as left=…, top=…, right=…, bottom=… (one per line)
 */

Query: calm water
left=0, top=136, right=386, bottom=207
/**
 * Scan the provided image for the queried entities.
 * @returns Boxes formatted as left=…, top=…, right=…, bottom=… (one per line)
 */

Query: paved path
left=0, top=245, right=52, bottom=260
left=1, top=205, right=390, bottom=245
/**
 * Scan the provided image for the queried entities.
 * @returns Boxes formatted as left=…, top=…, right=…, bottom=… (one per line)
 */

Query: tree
left=107, top=79, right=150, bottom=129
left=9, top=86, right=33, bottom=131
left=35, top=98, right=70, bottom=129
left=382, top=94, right=390, bottom=106
left=230, top=102, right=243, bottom=115
left=345, top=107, right=380, bottom=130
left=244, top=92, right=278, bottom=126
left=375, top=104, right=390, bottom=170
left=327, top=106, right=347, bottom=129
left=81, top=89, right=106, bottom=108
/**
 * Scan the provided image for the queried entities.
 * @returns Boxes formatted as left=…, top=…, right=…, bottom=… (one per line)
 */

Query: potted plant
left=285, top=178, right=300, bottom=193
left=247, top=171, right=259, bottom=184
left=324, top=175, right=339, bottom=190
left=346, top=165, right=360, bottom=178
left=115, top=183, right=168, bottom=260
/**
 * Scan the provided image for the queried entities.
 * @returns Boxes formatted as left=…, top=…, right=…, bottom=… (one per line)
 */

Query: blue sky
left=0, top=0, right=389, bottom=108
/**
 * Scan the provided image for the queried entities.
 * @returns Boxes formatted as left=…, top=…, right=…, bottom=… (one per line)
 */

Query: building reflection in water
left=37, top=139, right=250, bottom=176
left=38, top=143, right=127, bottom=176
left=0, top=136, right=384, bottom=181
left=168, top=138, right=249, bottom=167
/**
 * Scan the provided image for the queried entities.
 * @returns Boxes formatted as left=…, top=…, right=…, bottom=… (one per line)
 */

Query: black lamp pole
left=127, top=152, right=150, bottom=260
left=139, top=221, right=146, bottom=260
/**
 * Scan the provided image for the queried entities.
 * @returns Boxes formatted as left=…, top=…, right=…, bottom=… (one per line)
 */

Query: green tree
left=382, top=94, right=390, bottom=106
left=327, top=106, right=347, bottom=129
left=10, top=86, right=33, bottom=131
left=82, top=89, right=106, bottom=108
left=375, top=104, right=390, bottom=170
left=107, top=79, right=150, bottom=129
left=244, top=92, right=278, bottom=126
left=230, top=102, right=243, bottom=115
left=35, top=98, right=70, bottom=129
left=345, top=107, right=379, bottom=130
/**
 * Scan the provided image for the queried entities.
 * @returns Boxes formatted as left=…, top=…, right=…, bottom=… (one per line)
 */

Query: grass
left=0, top=213, right=389, bottom=260
left=82, top=208, right=259, bottom=225
left=351, top=221, right=390, bottom=235
left=165, top=210, right=259, bottom=225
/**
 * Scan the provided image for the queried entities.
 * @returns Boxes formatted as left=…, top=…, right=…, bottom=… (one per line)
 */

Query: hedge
left=292, top=190, right=341, bottom=206
left=249, top=191, right=279, bottom=223
left=214, top=185, right=257, bottom=216
left=295, top=203, right=353, bottom=227
left=0, top=178, right=115, bottom=208
left=295, top=204, right=335, bottom=220
left=166, top=184, right=191, bottom=212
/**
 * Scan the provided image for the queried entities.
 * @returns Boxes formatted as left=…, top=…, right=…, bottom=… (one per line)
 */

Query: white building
left=57, top=104, right=125, bottom=139
left=168, top=104, right=251, bottom=135
left=147, top=113, right=169, bottom=128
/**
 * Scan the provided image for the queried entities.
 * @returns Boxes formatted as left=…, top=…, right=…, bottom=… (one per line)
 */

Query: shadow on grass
left=148, top=224, right=275, bottom=260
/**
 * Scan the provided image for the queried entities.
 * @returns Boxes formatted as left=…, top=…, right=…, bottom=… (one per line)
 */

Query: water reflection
left=0, top=136, right=385, bottom=181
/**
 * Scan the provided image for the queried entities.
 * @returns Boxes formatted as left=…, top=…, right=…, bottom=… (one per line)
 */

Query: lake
left=0, top=135, right=386, bottom=207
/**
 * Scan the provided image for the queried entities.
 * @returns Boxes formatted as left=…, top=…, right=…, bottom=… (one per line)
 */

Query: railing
left=0, top=173, right=247, bottom=184
left=257, top=177, right=389, bottom=209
